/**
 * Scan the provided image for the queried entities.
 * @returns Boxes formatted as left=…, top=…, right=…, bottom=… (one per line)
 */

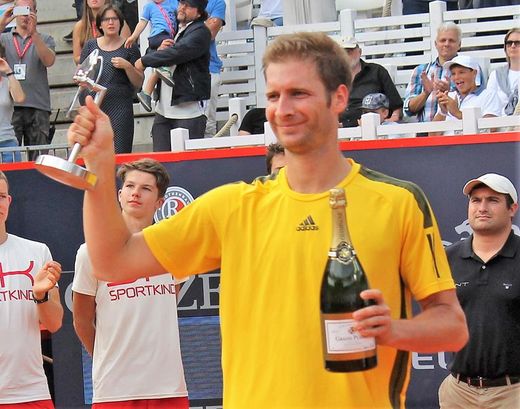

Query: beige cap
left=463, top=173, right=518, bottom=204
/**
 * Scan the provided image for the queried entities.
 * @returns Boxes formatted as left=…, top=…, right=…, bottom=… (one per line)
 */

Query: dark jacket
left=141, top=19, right=211, bottom=106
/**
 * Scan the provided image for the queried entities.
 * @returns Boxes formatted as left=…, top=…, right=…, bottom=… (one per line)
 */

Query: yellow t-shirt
left=143, top=159, right=454, bottom=409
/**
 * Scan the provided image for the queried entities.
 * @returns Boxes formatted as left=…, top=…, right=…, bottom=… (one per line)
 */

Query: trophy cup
left=34, top=49, right=107, bottom=190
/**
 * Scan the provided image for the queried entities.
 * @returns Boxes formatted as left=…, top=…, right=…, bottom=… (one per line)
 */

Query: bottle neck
left=330, top=206, right=352, bottom=250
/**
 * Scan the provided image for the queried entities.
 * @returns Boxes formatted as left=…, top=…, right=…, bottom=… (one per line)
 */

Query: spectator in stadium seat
left=125, top=0, right=179, bottom=113
left=251, top=0, right=283, bottom=27
left=0, top=0, right=55, bottom=161
left=0, top=169, right=63, bottom=408
left=402, top=0, right=457, bottom=15
left=203, top=0, right=226, bottom=137
left=238, top=107, right=266, bottom=135
left=79, top=4, right=143, bottom=153
left=439, top=173, right=520, bottom=409
left=72, top=158, right=189, bottom=409
left=431, top=55, right=501, bottom=135
left=359, top=93, right=405, bottom=139
left=135, top=0, right=211, bottom=149
left=337, top=36, right=403, bottom=128
left=63, top=1, right=83, bottom=42
left=72, top=0, right=130, bottom=65
left=404, top=23, right=460, bottom=123
left=486, top=28, right=520, bottom=116
left=0, top=42, right=24, bottom=162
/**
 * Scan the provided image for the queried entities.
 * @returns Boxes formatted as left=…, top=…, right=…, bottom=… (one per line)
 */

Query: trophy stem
left=34, top=49, right=104, bottom=191
left=68, top=143, right=82, bottom=163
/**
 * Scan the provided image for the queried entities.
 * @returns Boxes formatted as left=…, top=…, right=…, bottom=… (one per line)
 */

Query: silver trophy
left=35, top=49, right=107, bottom=190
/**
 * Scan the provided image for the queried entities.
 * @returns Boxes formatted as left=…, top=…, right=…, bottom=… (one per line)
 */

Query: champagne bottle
left=320, top=188, right=377, bottom=372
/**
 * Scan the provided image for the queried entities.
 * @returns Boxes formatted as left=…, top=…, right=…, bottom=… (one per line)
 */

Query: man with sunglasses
left=135, top=0, right=211, bottom=149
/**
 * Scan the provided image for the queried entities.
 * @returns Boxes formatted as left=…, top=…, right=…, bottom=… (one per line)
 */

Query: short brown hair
left=266, top=143, right=284, bottom=174
left=96, top=4, right=125, bottom=36
left=117, top=158, right=170, bottom=198
left=262, top=32, right=353, bottom=95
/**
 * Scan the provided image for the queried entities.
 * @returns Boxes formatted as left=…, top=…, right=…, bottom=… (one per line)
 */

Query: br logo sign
left=154, top=186, right=194, bottom=222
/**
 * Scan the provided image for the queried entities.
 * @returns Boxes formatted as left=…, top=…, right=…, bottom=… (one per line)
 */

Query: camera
left=13, top=6, right=31, bottom=16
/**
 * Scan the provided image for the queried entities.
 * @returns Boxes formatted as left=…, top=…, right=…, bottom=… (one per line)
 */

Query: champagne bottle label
left=323, top=314, right=376, bottom=354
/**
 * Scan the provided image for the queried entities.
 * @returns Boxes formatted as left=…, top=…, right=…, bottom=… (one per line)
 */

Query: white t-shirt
left=155, top=79, right=206, bottom=120
left=486, top=68, right=520, bottom=115
left=72, top=244, right=188, bottom=403
left=437, top=86, right=502, bottom=135
left=0, top=234, right=52, bottom=404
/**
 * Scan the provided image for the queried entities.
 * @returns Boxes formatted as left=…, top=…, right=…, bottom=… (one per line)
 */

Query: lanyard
left=13, top=35, right=33, bottom=61
left=156, top=3, right=175, bottom=37
left=91, top=21, right=99, bottom=38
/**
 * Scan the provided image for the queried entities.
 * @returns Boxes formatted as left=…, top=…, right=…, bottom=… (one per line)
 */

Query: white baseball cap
left=443, top=55, right=482, bottom=86
left=443, top=55, right=480, bottom=72
left=462, top=173, right=518, bottom=204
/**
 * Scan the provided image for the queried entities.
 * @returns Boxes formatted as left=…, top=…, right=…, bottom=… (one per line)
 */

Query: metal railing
left=0, top=143, right=71, bottom=164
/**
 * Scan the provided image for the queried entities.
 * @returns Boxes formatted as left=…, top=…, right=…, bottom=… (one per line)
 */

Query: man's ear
left=332, top=84, right=349, bottom=114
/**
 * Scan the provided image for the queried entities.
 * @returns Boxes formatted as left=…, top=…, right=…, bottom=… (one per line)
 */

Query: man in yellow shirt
left=68, top=32, right=468, bottom=408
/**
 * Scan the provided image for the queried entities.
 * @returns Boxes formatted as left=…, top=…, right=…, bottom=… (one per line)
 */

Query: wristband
left=33, top=291, right=49, bottom=304
left=5, top=72, right=14, bottom=77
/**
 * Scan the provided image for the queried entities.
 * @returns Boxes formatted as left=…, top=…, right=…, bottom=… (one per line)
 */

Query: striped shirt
left=404, top=58, right=452, bottom=122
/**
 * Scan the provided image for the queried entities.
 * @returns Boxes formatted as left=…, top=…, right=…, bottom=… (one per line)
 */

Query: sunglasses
left=505, top=40, right=520, bottom=48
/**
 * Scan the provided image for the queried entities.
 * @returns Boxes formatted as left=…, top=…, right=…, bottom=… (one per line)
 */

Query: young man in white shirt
left=72, top=158, right=188, bottom=409
left=0, top=169, right=63, bottom=408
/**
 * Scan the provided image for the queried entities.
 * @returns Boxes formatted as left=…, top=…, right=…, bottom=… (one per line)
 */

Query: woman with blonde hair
left=72, top=0, right=130, bottom=64
left=486, top=28, right=520, bottom=116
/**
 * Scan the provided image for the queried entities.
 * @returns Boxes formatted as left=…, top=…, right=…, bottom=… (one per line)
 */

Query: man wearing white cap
left=431, top=55, right=502, bottom=134
left=439, top=173, right=520, bottom=408
left=404, top=23, right=460, bottom=123
left=337, top=36, right=403, bottom=128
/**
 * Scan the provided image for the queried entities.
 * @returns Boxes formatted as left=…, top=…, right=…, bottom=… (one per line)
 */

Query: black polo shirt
left=340, top=59, right=403, bottom=128
left=446, top=231, right=520, bottom=377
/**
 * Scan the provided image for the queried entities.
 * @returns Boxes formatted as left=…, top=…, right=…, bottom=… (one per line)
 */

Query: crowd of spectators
left=0, top=0, right=517, bottom=160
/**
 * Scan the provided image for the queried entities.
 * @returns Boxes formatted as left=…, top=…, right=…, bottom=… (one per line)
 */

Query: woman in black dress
left=80, top=4, right=142, bottom=153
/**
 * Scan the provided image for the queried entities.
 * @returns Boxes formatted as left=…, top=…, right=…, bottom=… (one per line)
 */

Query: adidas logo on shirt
left=296, top=215, right=319, bottom=231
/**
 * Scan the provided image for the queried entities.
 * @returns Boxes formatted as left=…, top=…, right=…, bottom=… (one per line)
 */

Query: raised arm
left=67, top=96, right=166, bottom=282
left=27, top=12, right=55, bottom=67
left=125, top=19, right=148, bottom=48
left=0, top=5, right=14, bottom=33
left=72, top=21, right=84, bottom=65
left=33, top=261, right=63, bottom=333
left=0, top=58, right=25, bottom=103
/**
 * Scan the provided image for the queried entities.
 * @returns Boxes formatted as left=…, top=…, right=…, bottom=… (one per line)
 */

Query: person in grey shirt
left=0, top=42, right=24, bottom=162
left=0, top=0, right=55, bottom=160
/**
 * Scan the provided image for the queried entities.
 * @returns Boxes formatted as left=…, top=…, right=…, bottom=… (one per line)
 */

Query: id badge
left=13, top=63, right=26, bottom=81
